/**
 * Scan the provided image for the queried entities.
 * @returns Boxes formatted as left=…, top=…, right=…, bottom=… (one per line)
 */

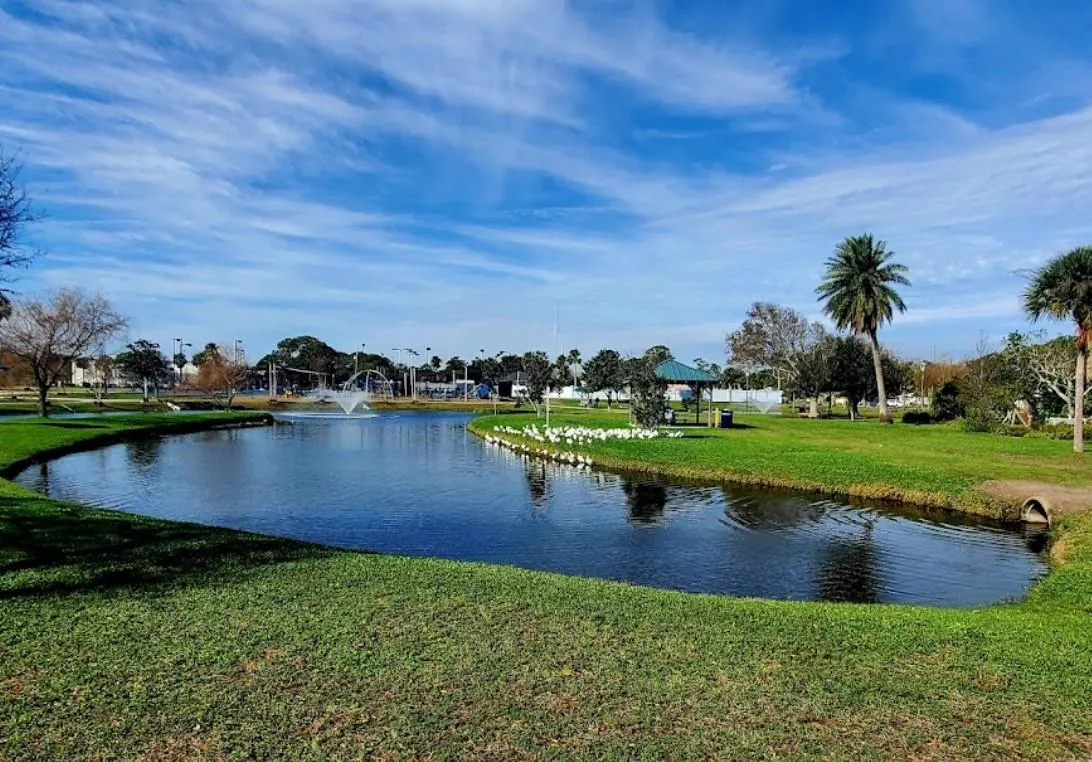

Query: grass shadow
left=39, top=421, right=111, bottom=430
left=0, top=497, right=338, bottom=600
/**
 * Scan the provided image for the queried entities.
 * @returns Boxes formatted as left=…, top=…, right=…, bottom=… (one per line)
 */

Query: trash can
left=719, top=409, right=734, bottom=428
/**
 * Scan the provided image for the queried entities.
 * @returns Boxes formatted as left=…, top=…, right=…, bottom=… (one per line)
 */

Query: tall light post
left=355, top=343, right=366, bottom=378
left=405, top=348, right=419, bottom=399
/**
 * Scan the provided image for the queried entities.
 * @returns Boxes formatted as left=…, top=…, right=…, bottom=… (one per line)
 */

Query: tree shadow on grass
left=0, top=497, right=339, bottom=601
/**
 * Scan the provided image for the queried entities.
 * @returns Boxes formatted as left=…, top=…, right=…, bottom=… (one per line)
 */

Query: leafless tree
left=1024, top=338, right=1086, bottom=418
left=191, top=344, right=249, bottom=410
left=726, top=302, right=826, bottom=389
left=0, top=290, right=127, bottom=416
left=0, top=149, right=42, bottom=313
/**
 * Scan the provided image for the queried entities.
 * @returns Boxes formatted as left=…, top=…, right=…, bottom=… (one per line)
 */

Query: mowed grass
left=0, top=414, right=1090, bottom=759
left=474, top=408, right=1092, bottom=514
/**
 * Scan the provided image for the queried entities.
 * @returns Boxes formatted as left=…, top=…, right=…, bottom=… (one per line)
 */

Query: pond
left=16, top=411, right=1048, bottom=606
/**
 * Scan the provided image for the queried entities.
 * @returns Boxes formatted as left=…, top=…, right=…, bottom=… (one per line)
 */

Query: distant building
left=169, top=362, right=200, bottom=384
left=71, top=357, right=125, bottom=388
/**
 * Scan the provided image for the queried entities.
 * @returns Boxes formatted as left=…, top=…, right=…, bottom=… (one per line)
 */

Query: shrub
left=1031, top=423, right=1074, bottom=441
left=990, top=422, right=1073, bottom=440
left=902, top=410, right=933, bottom=425
left=990, top=424, right=1029, bottom=438
left=964, top=408, right=994, bottom=433
left=930, top=380, right=965, bottom=422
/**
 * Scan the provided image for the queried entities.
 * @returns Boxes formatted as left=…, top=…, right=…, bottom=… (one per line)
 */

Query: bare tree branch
left=0, top=289, right=127, bottom=416
left=0, top=149, right=42, bottom=287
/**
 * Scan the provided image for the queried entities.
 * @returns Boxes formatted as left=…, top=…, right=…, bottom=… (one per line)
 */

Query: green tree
left=192, top=342, right=222, bottom=367
left=582, top=349, right=624, bottom=407
left=692, top=358, right=722, bottom=378
left=816, top=234, right=910, bottom=422
left=114, top=339, right=171, bottom=401
left=643, top=345, right=673, bottom=366
left=789, top=341, right=831, bottom=418
left=1024, top=246, right=1092, bottom=452
left=624, top=355, right=668, bottom=428
left=521, top=351, right=551, bottom=415
left=826, top=336, right=873, bottom=419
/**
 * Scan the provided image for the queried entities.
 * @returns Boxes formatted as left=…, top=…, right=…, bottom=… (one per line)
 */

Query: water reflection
left=727, top=492, right=828, bottom=531
left=623, top=481, right=668, bottom=524
left=125, top=436, right=162, bottom=469
left=14, top=412, right=1049, bottom=607
left=817, top=521, right=880, bottom=603
left=525, top=460, right=549, bottom=509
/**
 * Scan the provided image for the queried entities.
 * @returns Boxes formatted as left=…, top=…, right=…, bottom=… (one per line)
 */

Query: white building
left=70, top=358, right=126, bottom=388
left=169, top=362, right=200, bottom=383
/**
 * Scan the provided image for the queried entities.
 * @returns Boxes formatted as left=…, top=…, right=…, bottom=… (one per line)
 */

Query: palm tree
left=566, top=348, right=581, bottom=387
left=816, top=234, right=910, bottom=422
left=1024, top=246, right=1092, bottom=453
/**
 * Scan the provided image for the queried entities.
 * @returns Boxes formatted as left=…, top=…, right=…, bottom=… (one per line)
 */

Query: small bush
left=931, top=380, right=965, bottom=422
left=963, top=407, right=994, bottom=433
left=990, top=424, right=1029, bottom=438
left=902, top=410, right=933, bottom=425
left=1030, top=423, right=1074, bottom=441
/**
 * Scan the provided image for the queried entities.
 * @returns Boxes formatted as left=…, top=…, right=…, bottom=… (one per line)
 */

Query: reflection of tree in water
left=817, top=520, right=879, bottom=603
left=727, top=490, right=826, bottom=531
left=27, top=461, right=50, bottom=495
left=524, top=460, right=549, bottom=509
left=623, top=480, right=668, bottom=524
left=125, top=436, right=163, bottom=469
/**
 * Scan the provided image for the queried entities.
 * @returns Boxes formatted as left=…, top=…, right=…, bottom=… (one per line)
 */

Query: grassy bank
left=471, top=409, right=1092, bottom=518
left=2, top=416, right=1091, bottom=759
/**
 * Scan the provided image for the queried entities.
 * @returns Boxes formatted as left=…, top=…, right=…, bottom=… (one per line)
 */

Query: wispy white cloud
left=0, top=0, right=1090, bottom=362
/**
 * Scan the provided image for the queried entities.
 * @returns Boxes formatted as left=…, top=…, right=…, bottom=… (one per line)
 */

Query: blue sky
left=2, top=0, right=1092, bottom=365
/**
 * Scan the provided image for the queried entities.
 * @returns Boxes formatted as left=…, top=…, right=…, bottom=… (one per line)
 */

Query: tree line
left=3, top=141, right=1092, bottom=448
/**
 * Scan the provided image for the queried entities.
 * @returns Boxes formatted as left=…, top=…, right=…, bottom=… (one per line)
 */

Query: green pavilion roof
left=655, top=360, right=717, bottom=383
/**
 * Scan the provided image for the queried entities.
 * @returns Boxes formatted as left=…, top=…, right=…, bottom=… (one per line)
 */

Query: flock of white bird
left=481, top=423, right=684, bottom=469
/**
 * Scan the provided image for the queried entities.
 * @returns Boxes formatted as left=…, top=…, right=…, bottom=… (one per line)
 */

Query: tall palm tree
left=816, top=234, right=910, bottom=422
left=1024, top=246, right=1092, bottom=453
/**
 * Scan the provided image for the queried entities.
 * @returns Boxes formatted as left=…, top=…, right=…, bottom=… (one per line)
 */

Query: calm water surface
left=17, top=412, right=1048, bottom=606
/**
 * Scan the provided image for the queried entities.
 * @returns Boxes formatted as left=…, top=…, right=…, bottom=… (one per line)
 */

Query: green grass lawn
left=1, top=414, right=1091, bottom=759
left=473, top=409, right=1092, bottom=516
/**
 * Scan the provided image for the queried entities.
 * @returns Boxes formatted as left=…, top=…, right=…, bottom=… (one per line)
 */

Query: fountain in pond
left=311, top=369, right=395, bottom=415
left=322, top=389, right=371, bottom=415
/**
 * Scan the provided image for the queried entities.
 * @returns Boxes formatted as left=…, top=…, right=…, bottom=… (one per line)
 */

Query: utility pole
left=547, top=303, right=558, bottom=429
